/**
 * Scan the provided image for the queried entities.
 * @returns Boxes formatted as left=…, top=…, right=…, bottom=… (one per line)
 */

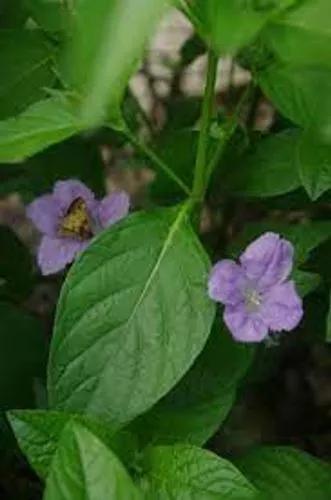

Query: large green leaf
left=258, top=63, right=331, bottom=133
left=224, top=130, right=301, bottom=197
left=264, top=0, right=331, bottom=67
left=8, top=409, right=136, bottom=479
left=0, top=30, right=55, bottom=119
left=184, top=0, right=296, bottom=55
left=44, top=423, right=141, bottom=500
left=48, top=204, right=215, bottom=425
left=237, top=446, right=331, bottom=500
left=140, top=444, right=257, bottom=499
left=65, top=0, right=167, bottom=128
left=0, top=95, right=83, bottom=163
left=297, top=131, right=331, bottom=200
left=132, top=325, right=254, bottom=447
left=0, top=302, right=47, bottom=409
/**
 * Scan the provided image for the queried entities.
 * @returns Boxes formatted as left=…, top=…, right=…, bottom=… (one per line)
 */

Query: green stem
left=205, top=82, right=254, bottom=185
left=123, top=127, right=191, bottom=196
left=192, top=50, right=218, bottom=202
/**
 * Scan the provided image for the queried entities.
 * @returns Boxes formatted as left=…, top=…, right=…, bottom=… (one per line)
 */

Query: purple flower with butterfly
left=27, top=179, right=130, bottom=275
left=208, top=232, right=303, bottom=343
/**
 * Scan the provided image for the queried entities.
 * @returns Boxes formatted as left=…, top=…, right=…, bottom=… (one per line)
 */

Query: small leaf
left=292, top=270, right=320, bottom=298
left=0, top=95, right=83, bottom=162
left=297, top=131, right=331, bottom=200
left=140, top=444, right=257, bottom=499
left=237, top=446, right=331, bottom=500
left=224, top=130, right=301, bottom=197
left=0, top=29, right=56, bottom=119
left=44, top=423, right=141, bottom=500
left=66, top=0, right=167, bottom=128
left=48, top=204, right=215, bottom=425
left=132, top=325, right=254, bottom=447
left=8, top=409, right=136, bottom=479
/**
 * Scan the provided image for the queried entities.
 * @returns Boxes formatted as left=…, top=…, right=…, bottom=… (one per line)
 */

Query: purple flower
left=208, top=233, right=303, bottom=343
left=27, top=179, right=130, bottom=275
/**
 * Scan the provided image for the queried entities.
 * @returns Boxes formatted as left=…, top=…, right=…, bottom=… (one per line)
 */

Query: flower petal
left=53, top=179, right=96, bottom=213
left=26, top=194, right=60, bottom=237
left=224, top=303, right=268, bottom=343
left=208, top=259, right=245, bottom=306
left=37, top=236, right=88, bottom=275
left=261, top=281, right=303, bottom=332
left=240, top=232, right=294, bottom=290
left=98, top=191, right=130, bottom=229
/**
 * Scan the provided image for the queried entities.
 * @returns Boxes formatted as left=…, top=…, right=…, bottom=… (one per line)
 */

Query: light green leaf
left=264, top=0, right=331, bottom=67
left=0, top=29, right=55, bottom=119
left=258, top=63, right=331, bottom=133
left=184, top=0, right=296, bottom=55
left=131, top=325, right=254, bottom=447
left=8, top=409, right=136, bottom=479
left=237, top=446, right=331, bottom=500
left=66, top=0, right=167, bottom=128
left=44, top=423, right=141, bottom=500
left=0, top=302, right=47, bottom=409
left=48, top=204, right=215, bottom=425
left=140, top=444, right=257, bottom=499
left=0, top=95, right=83, bottom=163
left=225, top=130, right=301, bottom=197
left=297, top=131, right=331, bottom=200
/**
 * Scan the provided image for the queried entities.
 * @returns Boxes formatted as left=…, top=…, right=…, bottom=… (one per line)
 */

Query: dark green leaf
left=264, top=0, right=331, bottom=67
left=0, top=302, right=47, bottom=409
left=0, top=226, right=33, bottom=298
left=326, top=291, right=331, bottom=342
left=258, top=63, right=331, bottom=133
left=237, top=446, right=331, bottom=500
left=0, top=0, right=27, bottom=28
left=297, top=131, right=331, bottom=200
left=140, top=444, right=257, bottom=499
left=292, top=270, right=321, bottom=298
left=224, top=130, right=301, bottom=197
left=48, top=204, right=215, bottom=425
left=132, top=325, right=254, bottom=447
left=0, top=29, right=56, bottom=119
left=65, top=0, right=167, bottom=128
left=0, top=95, right=83, bottom=163
left=44, top=423, right=141, bottom=500
left=25, top=0, right=73, bottom=33
left=8, top=409, right=136, bottom=479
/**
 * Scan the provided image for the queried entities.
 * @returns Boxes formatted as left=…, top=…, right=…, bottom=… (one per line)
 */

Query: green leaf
left=8, top=409, right=136, bottom=479
left=224, top=130, right=301, bottom=197
left=229, top=221, right=331, bottom=266
left=132, top=325, right=254, bottom=447
left=0, top=302, right=47, bottom=409
left=264, top=0, right=331, bottom=67
left=44, top=423, right=141, bottom=500
left=65, top=0, right=167, bottom=128
left=185, top=0, right=296, bottom=55
left=258, top=63, right=331, bottom=133
left=25, top=0, right=72, bottom=33
left=297, top=131, right=331, bottom=200
left=0, top=29, right=55, bottom=119
left=140, top=444, right=257, bottom=499
left=48, top=204, right=215, bottom=425
left=0, top=95, right=83, bottom=163
left=0, top=0, right=27, bottom=28
left=292, top=270, right=321, bottom=298
left=0, top=225, right=33, bottom=298
left=237, top=446, right=331, bottom=500
left=327, top=291, right=331, bottom=342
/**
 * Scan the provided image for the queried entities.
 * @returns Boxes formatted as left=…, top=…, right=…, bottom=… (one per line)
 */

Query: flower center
left=244, top=287, right=262, bottom=312
left=59, top=197, right=93, bottom=240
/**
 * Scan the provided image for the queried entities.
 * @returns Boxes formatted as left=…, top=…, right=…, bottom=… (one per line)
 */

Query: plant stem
left=192, top=50, right=218, bottom=203
left=124, top=127, right=191, bottom=196
left=205, top=82, right=254, bottom=184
